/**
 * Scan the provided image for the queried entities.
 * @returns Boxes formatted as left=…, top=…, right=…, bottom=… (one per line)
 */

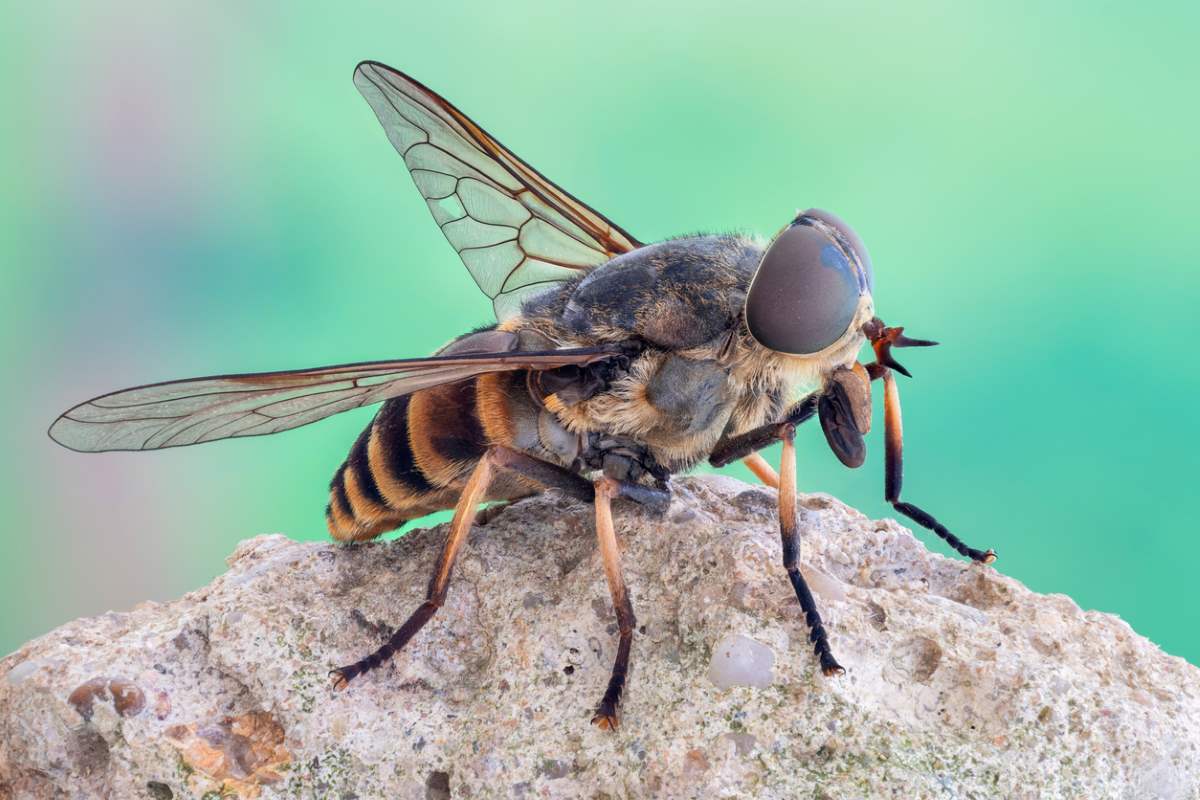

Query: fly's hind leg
left=330, top=450, right=497, bottom=689
left=331, top=446, right=596, bottom=690
left=590, top=476, right=669, bottom=730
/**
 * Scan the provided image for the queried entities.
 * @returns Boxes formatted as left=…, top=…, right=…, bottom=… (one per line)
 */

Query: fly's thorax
left=496, top=234, right=874, bottom=468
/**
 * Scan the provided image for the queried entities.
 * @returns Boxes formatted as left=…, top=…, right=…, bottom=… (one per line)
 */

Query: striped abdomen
left=325, top=378, right=489, bottom=542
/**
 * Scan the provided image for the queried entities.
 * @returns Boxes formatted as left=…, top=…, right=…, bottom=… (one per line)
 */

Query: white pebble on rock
left=708, top=633, right=775, bottom=688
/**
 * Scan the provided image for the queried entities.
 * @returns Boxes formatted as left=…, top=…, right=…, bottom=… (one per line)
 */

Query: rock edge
left=2, top=476, right=1198, bottom=799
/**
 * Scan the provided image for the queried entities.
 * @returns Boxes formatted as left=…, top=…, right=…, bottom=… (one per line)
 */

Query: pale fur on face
left=737, top=294, right=876, bottom=398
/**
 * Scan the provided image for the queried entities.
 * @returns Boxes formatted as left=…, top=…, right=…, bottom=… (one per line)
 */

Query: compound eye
left=745, top=218, right=864, bottom=355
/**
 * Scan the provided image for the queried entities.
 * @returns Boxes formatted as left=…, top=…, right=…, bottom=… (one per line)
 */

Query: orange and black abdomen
left=326, top=378, right=490, bottom=542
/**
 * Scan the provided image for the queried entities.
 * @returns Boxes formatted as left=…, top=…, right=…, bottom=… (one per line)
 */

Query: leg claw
left=822, top=663, right=847, bottom=677
left=591, top=711, right=619, bottom=731
left=592, top=699, right=620, bottom=730
left=329, top=669, right=351, bottom=692
left=980, top=549, right=997, bottom=564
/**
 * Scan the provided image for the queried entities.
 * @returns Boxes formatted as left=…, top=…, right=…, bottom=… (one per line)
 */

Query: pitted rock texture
left=1, top=476, right=1198, bottom=799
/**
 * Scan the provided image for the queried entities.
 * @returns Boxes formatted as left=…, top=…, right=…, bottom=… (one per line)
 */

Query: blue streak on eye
left=820, top=244, right=859, bottom=291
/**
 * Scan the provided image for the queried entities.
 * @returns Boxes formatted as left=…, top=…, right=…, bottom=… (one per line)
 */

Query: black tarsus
left=330, top=601, right=439, bottom=686
left=594, top=627, right=633, bottom=724
left=891, top=500, right=995, bottom=563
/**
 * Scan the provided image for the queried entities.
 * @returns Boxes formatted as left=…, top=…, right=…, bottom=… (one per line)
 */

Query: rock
left=1, top=476, right=1198, bottom=799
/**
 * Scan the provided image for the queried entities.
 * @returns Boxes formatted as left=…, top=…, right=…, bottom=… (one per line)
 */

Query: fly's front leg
left=864, top=322, right=995, bottom=564
left=710, top=401, right=843, bottom=676
left=708, top=395, right=817, bottom=483
left=874, top=367, right=996, bottom=564
left=780, top=423, right=844, bottom=676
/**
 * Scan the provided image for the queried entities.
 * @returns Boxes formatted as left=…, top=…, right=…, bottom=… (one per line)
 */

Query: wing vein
left=353, top=61, right=641, bottom=319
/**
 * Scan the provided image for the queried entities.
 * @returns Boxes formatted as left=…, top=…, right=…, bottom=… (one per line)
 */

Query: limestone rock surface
left=2, top=476, right=1199, bottom=799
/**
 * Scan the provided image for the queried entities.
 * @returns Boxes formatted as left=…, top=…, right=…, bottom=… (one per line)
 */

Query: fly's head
left=744, top=208, right=938, bottom=467
left=744, top=208, right=876, bottom=371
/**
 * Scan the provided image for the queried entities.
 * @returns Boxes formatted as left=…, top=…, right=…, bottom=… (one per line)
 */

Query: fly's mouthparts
left=864, top=317, right=938, bottom=378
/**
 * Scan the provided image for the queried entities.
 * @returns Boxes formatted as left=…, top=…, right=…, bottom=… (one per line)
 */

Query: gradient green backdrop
left=4, top=2, right=1198, bottom=666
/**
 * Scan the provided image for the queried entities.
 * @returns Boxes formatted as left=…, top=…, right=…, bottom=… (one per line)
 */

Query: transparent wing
left=354, top=61, right=642, bottom=320
left=49, top=346, right=619, bottom=453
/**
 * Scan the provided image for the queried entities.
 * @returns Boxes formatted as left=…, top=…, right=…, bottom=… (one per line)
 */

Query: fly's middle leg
left=590, top=476, right=669, bottom=730
left=496, top=440, right=668, bottom=729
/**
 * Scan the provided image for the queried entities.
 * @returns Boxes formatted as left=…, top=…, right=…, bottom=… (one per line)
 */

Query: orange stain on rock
left=165, top=710, right=291, bottom=799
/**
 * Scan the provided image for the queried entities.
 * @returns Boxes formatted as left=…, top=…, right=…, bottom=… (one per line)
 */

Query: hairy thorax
left=504, top=234, right=871, bottom=474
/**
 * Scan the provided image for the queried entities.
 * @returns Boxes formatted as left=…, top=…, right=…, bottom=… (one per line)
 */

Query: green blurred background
left=3, top=1, right=1198, bottom=664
